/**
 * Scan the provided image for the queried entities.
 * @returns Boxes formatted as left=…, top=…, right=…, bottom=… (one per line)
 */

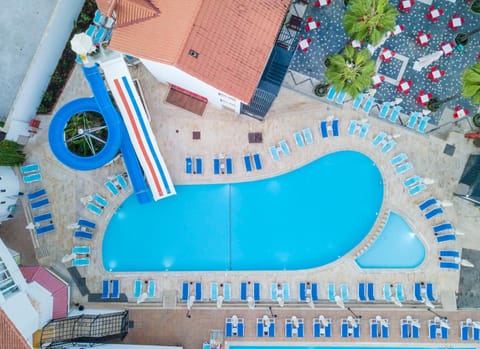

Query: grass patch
left=37, top=0, right=98, bottom=114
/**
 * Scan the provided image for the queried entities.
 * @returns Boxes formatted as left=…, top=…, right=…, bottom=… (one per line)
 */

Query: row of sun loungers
left=101, top=279, right=120, bottom=299
left=185, top=157, right=203, bottom=174
left=348, top=120, right=370, bottom=139
left=417, top=196, right=457, bottom=244
left=21, top=163, right=43, bottom=183
left=244, top=153, right=262, bottom=172
left=27, top=187, right=55, bottom=235
left=133, top=279, right=156, bottom=299
left=104, top=174, right=128, bottom=196
left=74, top=218, right=96, bottom=240
left=84, top=193, right=108, bottom=216
left=213, top=157, right=233, bottom=175
left=178, top=281, right=435, bottom=303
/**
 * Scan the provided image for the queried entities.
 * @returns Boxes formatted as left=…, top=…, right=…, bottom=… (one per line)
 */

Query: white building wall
left=0, top=167, right=20, bottom=223
left=5, top=0, right=84, bottom=141
left=140, top=59, right=241, bottom=114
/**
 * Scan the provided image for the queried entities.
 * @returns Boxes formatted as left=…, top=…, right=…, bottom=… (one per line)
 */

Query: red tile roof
left=0, top=309, right=31, bottom=349
left=20, top=267, right=69, bottom=320
left=96, top=0, right=290, bottom=103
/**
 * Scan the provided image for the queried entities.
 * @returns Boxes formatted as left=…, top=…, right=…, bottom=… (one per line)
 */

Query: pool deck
left=14, top=62, right=480, bottom=346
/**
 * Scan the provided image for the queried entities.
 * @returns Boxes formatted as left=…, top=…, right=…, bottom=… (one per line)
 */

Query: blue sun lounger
left=105, top=181, right=119, bottom=195
left=74, top=230, right=93, bottom=240
left=419, top=197, right=437, bottom=211
left=362, top=96, right=375, bottom=113
left=367, top=283, right=375, bottom=301
left=253, top=153, right=262, bottom=170
left=327, top=86, right=336, bottom=101
left=320, top=121, right=328, bottom=138
left=440, top=250, right=459, bottom=258
left=86, top=203, right=103, bottom=215
left=33, top=212, right=52, bottom=224
left=370, top=320, right=379, bottom=338
left=27, top=189, right=46, bottom=200
left=243, top=156, right=252, bottom=172
left=425, top=207, right=443, bottom=219
left=299, top=282, right=318, bottom=301
left=253, top=282, right=260, bottom=301
left=437, top=234, right=456, bottom=243
left=257, top=318, right=275, bottom=337
left=134, top=279, right=142, bottom=298
left=328, top=283, right=335, bottom=301
left=294, top=132, right=305, bottom=147
left=195, top=282, right=202, bottom=301
left=407, top=112, right=420, bottom=129
left=302, top=128, right=313, bottom=144
left=226, top=158, right=233, bottom=174
left=396, top=283, right=405, bottom=301
left=414, top=282, right=423, bottom=301
left=408, top=184, right=426, bottom=196
left=279, top=140, right=290, bottom=155
left=395, top=162, right=413, bottom=174
left=429, top=321, right=438, bottom=339
left=440, top=261, right=459, bottom=269
left=72, top=246, right=90, bottom=254
left=372, top=132, right=387, bottom=147
left=213, top=158, right=221, bottom=175
left=426, top=283, right=435, bottom=302
left=36, top=224, right=55, bottom=235
left=223, top=283, right=231, bottom=301
left=93, top=194, right=108, bottom=208
left=460, top=321, right=470, bottom=340
left=78, top=219, right=96, bottom=229
left=391, top=153, right=408, bottom=166
left=86, top=24, right=97, bottom=37
left=379, top=102, right=391, bottom=118
left=381, top=140, right=396, bottom=153
left=341, top=284, right=349, bottom=301
left=389, top=106, right=402, bottom=123
left=359, top=123, right=369, bottom=139
left=20, top=163, right=40, bottom=174
left=210, top=282, right=218, bottom=300
left=181, top=282, right=189, bottom=301
left=116, top=175, right=128, bottom=189
left=111, top=279, right=120, bottom=298
left=341, top=320, right=349, bottom=338
left=332, top=119, right=339, bottom=136
left=185, top=157, right=193, bottom=174
left=23, top=173, right=42, bottom=183
left=240, top=282, right=247, bottom=300
left=93, top=9, right=106, bottom=26
left=381, top=321, right=389, bottom=338
left=352, top=93, right=364, bottom=110
left=418, top=116, right=430, bottom=133
left=348, top=120, right=358, bottom=136
left=433, top=222, right=453, bottom=233
left=401, top=320, right=409, bottom=338
left=72, top=258, right=90, bottom=267
left=269, top=146, right=280, bottom=161
left=31, top=198, right=50, bottom=210
left=383, top=284, right=392, bottom=301
left=195, top=158, right=203, bottom=174
left=336, top=90, right=346, bottom=104
left=148, top=280, right=155, bottom=298
left=358, top=282, right=367, bottom=301
left=101, top=280, right=110, bottom=299
left=404, top=176, right=421, bottom=188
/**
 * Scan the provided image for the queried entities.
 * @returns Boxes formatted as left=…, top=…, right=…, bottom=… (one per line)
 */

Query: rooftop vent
left=188, top=49, right=199, bottom=58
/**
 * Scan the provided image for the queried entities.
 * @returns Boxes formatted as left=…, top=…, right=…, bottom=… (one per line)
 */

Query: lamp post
left=347, top=307, right=362, bottom=318
left=427, top=308, right=446, bottom=319
left=268, top=306, right=277, bottom=318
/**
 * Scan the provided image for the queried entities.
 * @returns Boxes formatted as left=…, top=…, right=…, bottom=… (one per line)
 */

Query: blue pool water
left=103, top=151, right=383, bottom=272
left=355, top=212, right=425, bottom=268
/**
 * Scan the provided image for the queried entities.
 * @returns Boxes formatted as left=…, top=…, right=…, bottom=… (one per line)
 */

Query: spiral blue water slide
left=48, top=64, right=151, bottom=204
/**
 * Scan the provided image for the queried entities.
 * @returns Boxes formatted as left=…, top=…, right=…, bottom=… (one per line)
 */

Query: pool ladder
left=355, top=211, right=389, bottom=258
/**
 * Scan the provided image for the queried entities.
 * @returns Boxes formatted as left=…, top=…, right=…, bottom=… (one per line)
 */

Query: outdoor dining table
left=448, top=14, right=465, bottom=30
left=416, top=30, right=431, bottom=46
left=398, top=0, right=414, bottom=13
left=416, top=90, right=432, bottom=107
left=305, top=17, right=320, bottom=31
left=397, top=79, right=413, bottom=94
left=380, top=48, right=395, bottom=62
left=427, top=66, right=445, bottom=82
left=298, top=37, right=312, bottom=52
left=315, top=0, right=331, bottom=7
left=426, top=6, right=444, bottom=22
left=453, top=105, right=470, bottom=118
left=372, top=74, right=385, bottom=87
left=351, top=40, right=362, bottom=49
left=440, top=42, right=454, bottom=57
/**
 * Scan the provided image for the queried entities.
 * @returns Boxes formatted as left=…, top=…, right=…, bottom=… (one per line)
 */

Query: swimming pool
left=103, top=151, right=383, bottom=272
left=355, top=212, right=425, bottom=268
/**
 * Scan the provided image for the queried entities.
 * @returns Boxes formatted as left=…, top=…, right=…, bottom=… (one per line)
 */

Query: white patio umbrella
left=425, top=298, right=435, bottom=309
left=277, top=296, right=285, bottom=307
left=216, top=295, right=224, bottom=308
left=263, top=315, right=271, bottom=327
left=422, top=109, right=432, bottom=115
left=393, top=98, right=403, bottom=105
left=67, top=223, right=80, bottom=230
left=61, top=253, right=77, bottom=263
left=392, top=296, right=403, bottom=307
left=137, top=292, right=148, bottom=304
left=422, top=177, right=436, bottom=185
left=70, top=33, right=95, bottom=56
left=25, top=222, right=35, bottom=230
left=306, top=297, right=315, bottom=309
left=412, top=319, right=421, bottom=328
left=319, top=315, right=328, bottom=326
left=381, top=318, right=389, bottom=327
left=472, top=321, right=480, bottom=329
left=247, top=296, right=255, bottom=309
left=232, top=315, right=239, bottom=327
left=439, top=200, right=453, bottom=207
left=292, top=316, right=299, bottom=328
left=413, top=50, right=443, bottom=71
left=440, top=319, right=450, bottom=329
left=187, top=295, right=195, bottom=310
left=334, top=295, right=345, bottom=309
left=461, top=259, right=475, bottom=267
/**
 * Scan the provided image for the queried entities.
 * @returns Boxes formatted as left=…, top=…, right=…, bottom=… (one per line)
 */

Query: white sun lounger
left=269, top=146, right=280, bottom=161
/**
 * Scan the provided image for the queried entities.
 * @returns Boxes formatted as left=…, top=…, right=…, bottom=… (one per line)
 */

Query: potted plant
left=314, top=83, right=330, bottom=97
left=473, top=113, right=480, bottom=128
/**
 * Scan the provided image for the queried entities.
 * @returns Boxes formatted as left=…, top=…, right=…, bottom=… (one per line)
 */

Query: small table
left=372, top=74, right=385, bottom=87
left=399, top=0, right=414, bottom=12
left=416, top=91, right=432, bottom=106
left=315, top=0, right=331, bottom=7
left=428, top=66, right=445, bottom=82
left=416, top=31, right=431, bottom=46
left=397, top=79, right=412, bottom=94
left=448, top=14, right=465, bottom=30
left=298, top=38, right=312, bottom=52
left=305, top=17, right=320, bottom=31
left=453, top=105, right=470, bottom=118
left=440, top=42, right=454, bottom=57
left=351, top=40, right=362, bottom=49
left=427, top=6, right=443, bottom=22
left=380, top=48, right=395, bottom=62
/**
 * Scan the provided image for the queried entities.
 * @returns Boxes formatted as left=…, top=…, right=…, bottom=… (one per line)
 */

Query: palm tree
left=0, top=140, right=26, bottom=166
left=325, top=46, right=375, bottom=98
left=343, top=0, right=399, bottom=45
left=462, top=62, right=480, bottom=105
